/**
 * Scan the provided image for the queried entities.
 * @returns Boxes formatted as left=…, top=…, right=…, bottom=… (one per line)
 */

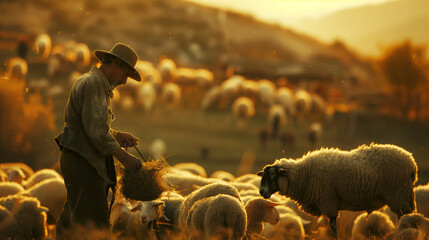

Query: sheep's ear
left=256, top=171, right=263, bottom=177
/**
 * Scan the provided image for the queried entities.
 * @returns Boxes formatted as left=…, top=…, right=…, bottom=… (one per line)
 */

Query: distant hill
left=292, top=0, right=429, bottom=56
left=0, top=0, right=380, bottom=92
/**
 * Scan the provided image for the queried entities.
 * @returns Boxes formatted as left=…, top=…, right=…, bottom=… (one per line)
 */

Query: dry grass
left=117, top=158, right=172, bottom=201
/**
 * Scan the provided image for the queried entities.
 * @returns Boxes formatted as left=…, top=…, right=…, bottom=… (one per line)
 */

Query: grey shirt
left=55, top=66, right=120, bottom=185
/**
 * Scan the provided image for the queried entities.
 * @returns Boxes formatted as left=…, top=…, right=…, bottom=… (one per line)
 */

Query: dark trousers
left=56, top=148, right=115, bottom=239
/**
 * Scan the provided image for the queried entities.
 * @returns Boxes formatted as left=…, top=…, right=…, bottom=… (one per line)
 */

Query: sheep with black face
left=258, top=143, right=418, bottom=238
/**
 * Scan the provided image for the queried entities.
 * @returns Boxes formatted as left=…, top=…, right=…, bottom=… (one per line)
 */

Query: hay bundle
left=117, top=158, right=171, bottom=201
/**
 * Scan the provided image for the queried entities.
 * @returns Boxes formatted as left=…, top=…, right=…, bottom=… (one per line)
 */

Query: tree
left=378, top=40, right=427, bottom=118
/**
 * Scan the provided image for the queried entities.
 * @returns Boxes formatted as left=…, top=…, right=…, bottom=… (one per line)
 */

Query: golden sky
left=185, top=0, right=395, bottom=25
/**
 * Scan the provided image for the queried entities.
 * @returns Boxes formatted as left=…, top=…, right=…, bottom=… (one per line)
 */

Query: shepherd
left=54, top=43, right=143, bottom=239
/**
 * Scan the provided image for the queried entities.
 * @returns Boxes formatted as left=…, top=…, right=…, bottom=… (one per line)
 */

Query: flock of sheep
left=1, top=144, right=428, bottom=239
left=3, top=33, right=330, bottom=154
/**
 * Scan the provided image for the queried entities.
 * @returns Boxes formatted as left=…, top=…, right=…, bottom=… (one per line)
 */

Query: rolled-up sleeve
left=81, top=80, right=120, bottom=156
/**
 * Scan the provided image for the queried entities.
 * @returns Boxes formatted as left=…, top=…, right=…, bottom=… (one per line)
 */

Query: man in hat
left=55, top=43, right=143, bottom=238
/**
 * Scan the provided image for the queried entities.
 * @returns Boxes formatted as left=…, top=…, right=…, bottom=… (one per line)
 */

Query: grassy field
left=42, top=93, right=429, bottom=185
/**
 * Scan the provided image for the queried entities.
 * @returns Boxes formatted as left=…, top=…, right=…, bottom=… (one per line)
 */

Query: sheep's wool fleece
left=274, top=143, right=418, bottom=215
left=188, top=194, right=247, bottom=240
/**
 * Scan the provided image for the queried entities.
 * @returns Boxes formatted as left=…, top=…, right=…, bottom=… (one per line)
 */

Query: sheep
left=175, top=67, right=196, bottom=86
left=258, top=143, right=418, bottom=237
left=210, top=170, right=235, bottom=182
left=276, top=87, right=296, bottom=118
left=157, top=57, right=177, bottom=83
left=187, top=194, right=247, bottom=240
left=173, top=162, right=207, bottom=178
left=0, top=162, right=34, bottom=180
left=194, top=68, right=214, bottom=89
left=33, top=33, right=52, bottom=58
left=200, top=85, right=222, bottom=111
left=397, top=213, right=429, bottom=236
left=0, top=205, right=19, bottom=239
left=23, top=168, right=63, bottom=189
left=294, top=89, right=312, bottom=117
left=156, top=192, right=186, bottom=239
left=0, top=182, right=25, bottom=198
left=111, top=197, right=171, bottom=238
left=163, top=169, right=219, bottom=196
left=351, top=211, right=395, bottom=240
left=231, top=96, right=256, bottom=128
left=0, top=195, right=48, bottom=240
left=242, top=79, right=259, bottom=99
left=257, top=79, right=276, bottom=107
left=220, top=75, right=245, bottom=104
left=415, top=183, right=429, bottom=217
left=5, top=167, right=26, bottom=184
left=244, top=197, right=280, bottom=239
left=161, top=82, right=181, bottom=109
left=308, top=122, right=322, bottom=149
left=6, top=57, right=28, bottom=80
left=235, top=173, right=261, bottom=189
left=268, top=104, right=287, bottom=138
left=262, top=212, right=306, bottom=240
left=178, top=181, right=241, bottom=233
left=136, top=82, right=157, bottom=113
left=73, top=43, right=91, bottom=67
left=22, top=178, right=67, bottom=224
left=149, top=138, right=167, bottom=160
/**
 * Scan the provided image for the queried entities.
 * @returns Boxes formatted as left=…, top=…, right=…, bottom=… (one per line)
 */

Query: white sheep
left=200, top=86, right=221, bottom=111
left=351, top=211, right=395, bottom=240
left=397, top=213, right=429, bottom=237
left=308, top=122, right=323, bottom=148
left=0, top=205, right=19, bottom=239
left=163, top=168, right=219, bottom=196
left=220, top=75, right=245, bottom=104
left=4, top=167, right=26, bottom=184
left=173, top=162, right=207, bottom=178
left=262, top=212, right=306, bottom=240
left=244, top=197, right=280, bottom=239
left=179, top=181, right=241, bottom=233
left=234, top=173, right=261, bottom=189
left=415, top=183, right=429, bottom=218
left=23, top=168, right=63, bottom=189
left=258, top=143, right=418, bottom=237
left=242, top=79, right=259, bottom=99
left=73, top=43, right=91, bottom=67
left=111, top=200, right=161, bottom=239
left=22, top=178, right=67, bottom=224
left=6, top=57, right=28, bottom=80
left=0, top=162, right=34, bottom=180
left=257, top=79, right=276, bottom=107
left=231, top=96, right=256, bottom=128
left=33, top=33, right=52, bottom=58
left=210, top=170, right=235, bottom=182
left=0, top=182, right=24, bottom=198
left=136, top=81, right=157, bottom=113
left=149, top=138, right=167, bottom=160
left=175, top=67, right=196, bottom=85
left=194, top=68, right=214, bottom=89
left=268, top=104, right=288, bottom=138
left=161, top=82, right=181, bottom=109
left=157, top=57, right=177, bottom=83
left=0, top=195, right=48, bottom=240
left=187, top=194, right=247, bottom=240
left=294, top=89, right=312, bottom=117
left=276, top=87, right=296, bottom=118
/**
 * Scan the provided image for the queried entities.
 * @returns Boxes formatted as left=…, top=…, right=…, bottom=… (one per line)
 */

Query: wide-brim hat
left=94, top=43, right=141, bottom=81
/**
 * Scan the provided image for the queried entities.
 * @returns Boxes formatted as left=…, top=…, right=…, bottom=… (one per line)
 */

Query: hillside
left=0, top=0, right=380, bottom=92
left=292, top=0, right=429, bottom=56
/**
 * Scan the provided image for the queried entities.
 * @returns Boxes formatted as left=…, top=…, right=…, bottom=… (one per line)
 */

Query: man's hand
left=116, top=131, right=139, bottom=148
left=113, top=148, right=142, bottom=170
